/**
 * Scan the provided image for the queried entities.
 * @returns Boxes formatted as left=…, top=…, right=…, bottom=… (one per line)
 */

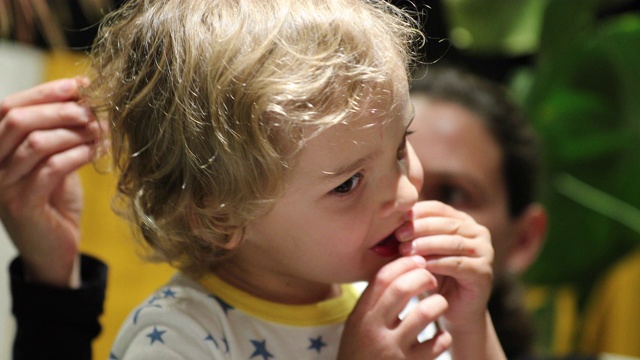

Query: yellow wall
left=45, top=50, right=175, bottom=359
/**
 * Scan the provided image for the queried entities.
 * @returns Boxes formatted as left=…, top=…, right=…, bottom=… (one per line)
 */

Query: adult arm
left=10, top=254, right=107, bottom=360
left=0, top=77, right=106, bottom=359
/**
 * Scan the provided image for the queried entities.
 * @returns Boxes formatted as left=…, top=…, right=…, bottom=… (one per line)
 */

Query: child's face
left=219, top=75, right=422, bottom=299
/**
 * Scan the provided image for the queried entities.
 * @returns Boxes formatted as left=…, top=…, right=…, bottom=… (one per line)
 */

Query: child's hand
left=338, top=256, right=452, bottom=360
left=0, top=77, right=100, bottom=288
left=397, top=200, right=494, bottom=331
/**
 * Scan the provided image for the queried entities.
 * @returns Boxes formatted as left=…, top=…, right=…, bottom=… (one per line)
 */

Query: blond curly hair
left=85, top=0, right=422, bottom=275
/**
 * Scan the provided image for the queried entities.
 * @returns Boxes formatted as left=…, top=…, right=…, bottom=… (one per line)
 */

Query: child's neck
left=211, top=264, right=341, bottom=305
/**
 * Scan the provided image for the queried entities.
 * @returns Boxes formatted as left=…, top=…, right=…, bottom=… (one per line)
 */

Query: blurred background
left=409, top=1, right=640, bottom=357
left=1, top=0, right=639, bottom=359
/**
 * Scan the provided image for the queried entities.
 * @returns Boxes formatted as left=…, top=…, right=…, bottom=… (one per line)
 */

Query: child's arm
left=397, top=200, right=507, bottom=360
left=339, top=256, right=452, bottom=359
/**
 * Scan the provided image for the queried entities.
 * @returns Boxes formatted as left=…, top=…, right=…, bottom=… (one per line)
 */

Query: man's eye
left=333, top=173, right=363, bottom=194
left=436, top=185, right=466, bottom=205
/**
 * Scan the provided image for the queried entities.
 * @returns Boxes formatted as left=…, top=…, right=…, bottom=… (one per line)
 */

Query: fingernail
left=58, top=79, right=75, bottom=94
left=396, top=222, right=412, bottom=241
left=411, top=255, right=426, bottom=266
left=400, top=241, right=414, bottom=255
left=75, top=76, right=90, bottom=88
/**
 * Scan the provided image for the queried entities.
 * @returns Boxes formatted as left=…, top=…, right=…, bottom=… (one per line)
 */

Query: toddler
left=84, top=0, right=506, bottom=358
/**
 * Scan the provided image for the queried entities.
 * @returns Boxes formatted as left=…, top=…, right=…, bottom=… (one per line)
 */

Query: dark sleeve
left=10, top=254, right=108, bottom=360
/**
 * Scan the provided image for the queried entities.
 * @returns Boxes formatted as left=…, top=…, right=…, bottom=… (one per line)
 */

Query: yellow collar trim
left=197, top=274, right=358, bottom=327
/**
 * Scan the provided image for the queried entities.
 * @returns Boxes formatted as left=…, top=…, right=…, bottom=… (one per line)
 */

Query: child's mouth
left=370, top=233, right=400, bottom=258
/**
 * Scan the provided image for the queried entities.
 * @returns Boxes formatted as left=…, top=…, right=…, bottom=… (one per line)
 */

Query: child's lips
left=370, top=233, right=400, bottom=258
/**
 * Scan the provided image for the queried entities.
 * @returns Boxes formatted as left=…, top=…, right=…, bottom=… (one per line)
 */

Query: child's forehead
left=302, top=79, right=410, bottom=137
left=309, top=80, right=412, bottom=141
left=288, top=95, right=412, bottom=184
left=346, top=70, right=410, bottom=119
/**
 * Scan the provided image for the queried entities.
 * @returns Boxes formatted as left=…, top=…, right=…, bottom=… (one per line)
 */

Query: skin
left=0, top=77, right=506, bottom=360
left=408, top=95, right=546, bottom=279
left=215, top=73, right=504, bottom=359
left=213, top=82, right=420, bottom=304
left=0, top=77, right=101, bottom=288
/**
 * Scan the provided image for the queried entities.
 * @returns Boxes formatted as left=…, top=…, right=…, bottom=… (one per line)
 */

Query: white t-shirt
left=110, top=274, right=450, bottom=359
left=110, top=272, right=357, bottom=359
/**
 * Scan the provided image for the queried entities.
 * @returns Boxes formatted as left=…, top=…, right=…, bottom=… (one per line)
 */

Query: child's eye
left=333, top=173, right=363, bottom=194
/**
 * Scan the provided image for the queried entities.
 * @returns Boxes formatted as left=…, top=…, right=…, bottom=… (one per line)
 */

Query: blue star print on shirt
left=308, top=336, right=327, bottom=353
left=204, top=333, right=219, bottom=349
left=147, top=326, right=166, bottom=345
left=162, top=288, right=177, bottom=298
left=212, top=295, right=234, bottom=314
left=132, top=304, right=162, bottom=324
left=250, top=339, right=273, bottom=360
left=204, top=334, right=231, bottom=354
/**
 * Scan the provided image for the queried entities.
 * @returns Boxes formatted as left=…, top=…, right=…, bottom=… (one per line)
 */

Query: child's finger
left=362, top=255, right=429, bottom=302
left=397, top=216, right=487, bottom=242
left=423, top=256, right=493, bottom=281
left=408, top=330, right=452, bottom=360
left=374, top=267, right=438, bottom=328
left=410, top=200, right=472, bottom=221
left=396, top=293, right=448, bottom=349
left=399, top=234, right=492, bottom=258
left=357, top=256, right=433, bottom=324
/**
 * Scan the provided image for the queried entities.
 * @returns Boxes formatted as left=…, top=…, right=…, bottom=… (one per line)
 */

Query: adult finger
left=0, top=77, right=88, bottom=117
left=0, top=101, right=94, bottom=163
left=0, top=123, right=101, bottom=187
left=19, top=144, right=96, bottom=211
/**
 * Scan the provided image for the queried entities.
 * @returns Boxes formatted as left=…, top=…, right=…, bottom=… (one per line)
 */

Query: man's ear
left=506, top=203, right=548, bottom=274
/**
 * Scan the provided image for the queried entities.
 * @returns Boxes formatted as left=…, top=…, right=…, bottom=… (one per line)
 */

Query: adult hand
left=0, top=77, right=102, bottom=288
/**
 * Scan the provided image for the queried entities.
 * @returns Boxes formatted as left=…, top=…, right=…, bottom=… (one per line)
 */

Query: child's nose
left=379, top=169, right=419, bottom=218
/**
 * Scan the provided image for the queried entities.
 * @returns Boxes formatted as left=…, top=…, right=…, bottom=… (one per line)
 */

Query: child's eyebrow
left=320, top=149, right=382, bottom=180
left=405, top=104, right=415, bottom=129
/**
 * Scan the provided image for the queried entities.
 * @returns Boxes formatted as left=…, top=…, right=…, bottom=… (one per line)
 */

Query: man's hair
left=85, top=0, right=422, bottom=274
left=410, top=66, right=541, bottom=217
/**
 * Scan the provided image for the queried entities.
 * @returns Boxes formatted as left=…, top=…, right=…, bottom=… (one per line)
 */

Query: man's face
left=408, top=95, right=516, bottom=277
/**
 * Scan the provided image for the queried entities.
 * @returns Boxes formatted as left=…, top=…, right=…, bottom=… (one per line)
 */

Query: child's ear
left=221, top=228, right=243, bottom=250
left=505, top=203, right=548, bottom=275
left=188, top=207, right=244, bottom=250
